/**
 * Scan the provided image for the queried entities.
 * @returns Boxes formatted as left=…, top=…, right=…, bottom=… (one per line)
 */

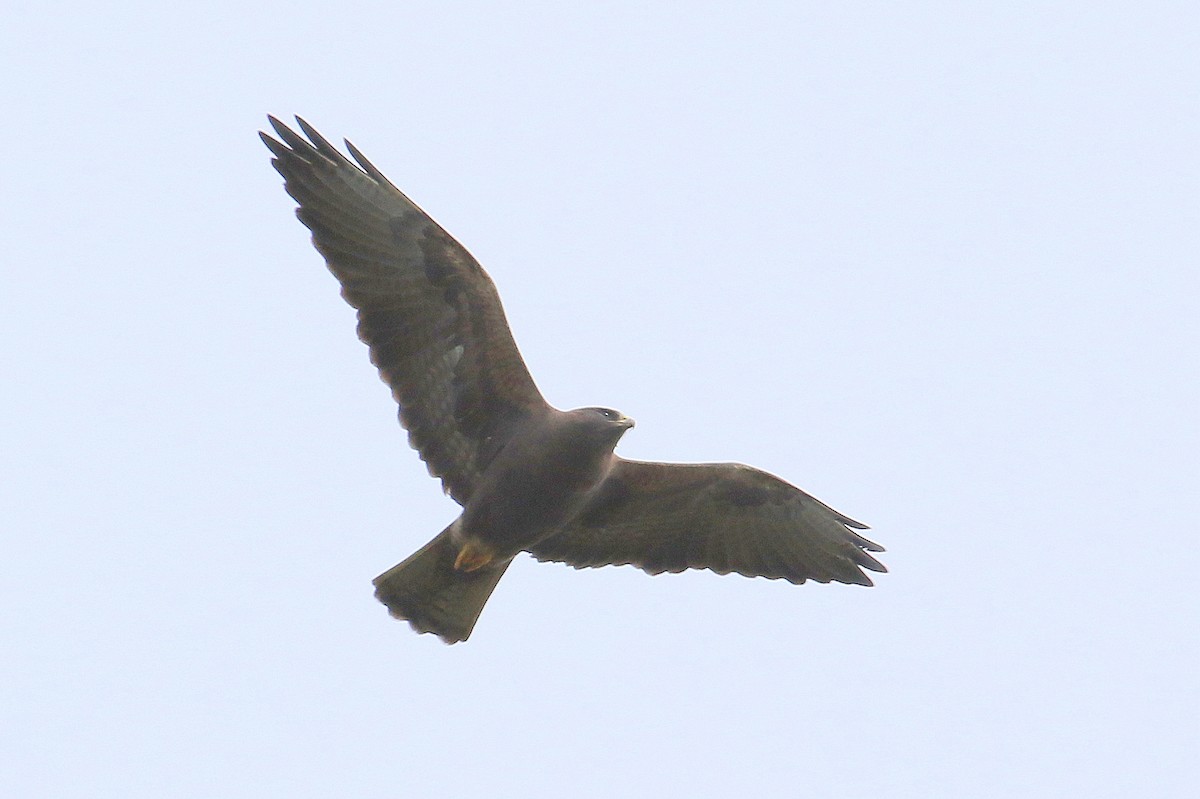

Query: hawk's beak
left=620, top=415, right=636, bottom=429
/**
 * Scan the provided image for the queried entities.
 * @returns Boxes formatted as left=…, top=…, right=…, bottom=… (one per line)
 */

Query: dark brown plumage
left=262, top=116, right=885, bottom=643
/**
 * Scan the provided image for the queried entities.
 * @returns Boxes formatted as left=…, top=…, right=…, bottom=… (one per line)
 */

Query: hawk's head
left=570, top=406, right=635, bottom=445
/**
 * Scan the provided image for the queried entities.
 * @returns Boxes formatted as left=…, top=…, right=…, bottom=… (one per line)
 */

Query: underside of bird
left=263, top=115, right=887, bottom=646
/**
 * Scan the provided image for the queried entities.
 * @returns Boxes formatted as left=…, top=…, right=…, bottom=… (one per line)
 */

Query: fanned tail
left=372, top=525, right=510, bottom=643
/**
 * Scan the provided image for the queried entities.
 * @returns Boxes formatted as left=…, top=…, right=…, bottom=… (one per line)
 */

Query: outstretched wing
left=262, top=117, right=548, bottom=504
left=529, top=459, right=885, bottom=585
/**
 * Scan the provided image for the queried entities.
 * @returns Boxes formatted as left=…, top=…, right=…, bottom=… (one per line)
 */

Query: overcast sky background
left=2, top=2, right=1195, bottom=797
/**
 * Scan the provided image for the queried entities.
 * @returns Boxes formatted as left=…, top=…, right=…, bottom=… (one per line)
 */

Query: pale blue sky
left=2, top=2, right=1195, bottom=797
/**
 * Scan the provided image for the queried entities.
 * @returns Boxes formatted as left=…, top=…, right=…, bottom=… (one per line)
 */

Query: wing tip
left=261, top=114, right=342, bottom=169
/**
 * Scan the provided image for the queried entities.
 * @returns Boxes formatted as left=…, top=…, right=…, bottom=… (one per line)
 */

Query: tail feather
left=372, top=526, right=511, bottom=643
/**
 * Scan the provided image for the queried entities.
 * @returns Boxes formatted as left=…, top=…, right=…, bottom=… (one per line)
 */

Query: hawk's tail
left=372, top=525, right=511, bottom=644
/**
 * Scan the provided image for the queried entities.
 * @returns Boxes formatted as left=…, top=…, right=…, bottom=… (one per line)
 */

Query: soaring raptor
left=262, top=117, right=886, bottom=643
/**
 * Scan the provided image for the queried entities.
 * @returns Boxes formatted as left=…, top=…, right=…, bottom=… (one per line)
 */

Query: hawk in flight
left=262, top=117, right=885, bottom=643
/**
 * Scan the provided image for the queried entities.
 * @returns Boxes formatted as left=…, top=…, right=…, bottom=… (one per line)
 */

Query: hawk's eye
left=596, top=408, right=616, bottom=419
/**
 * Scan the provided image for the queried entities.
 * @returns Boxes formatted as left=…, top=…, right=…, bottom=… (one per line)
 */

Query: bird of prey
left=261, top=116, right=886, bottom=643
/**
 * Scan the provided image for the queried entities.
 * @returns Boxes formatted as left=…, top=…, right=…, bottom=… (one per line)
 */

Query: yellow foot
left=453, top=540, right=495, bottom=572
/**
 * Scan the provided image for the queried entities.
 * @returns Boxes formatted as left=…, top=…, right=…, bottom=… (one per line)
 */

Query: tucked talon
left=453, top=541, right=495, bottom=572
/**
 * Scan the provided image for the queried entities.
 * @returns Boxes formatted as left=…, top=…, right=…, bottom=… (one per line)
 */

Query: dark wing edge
left=528, top=459, right=886, bottom=586
left=261, top=116, right=549, bottom=503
